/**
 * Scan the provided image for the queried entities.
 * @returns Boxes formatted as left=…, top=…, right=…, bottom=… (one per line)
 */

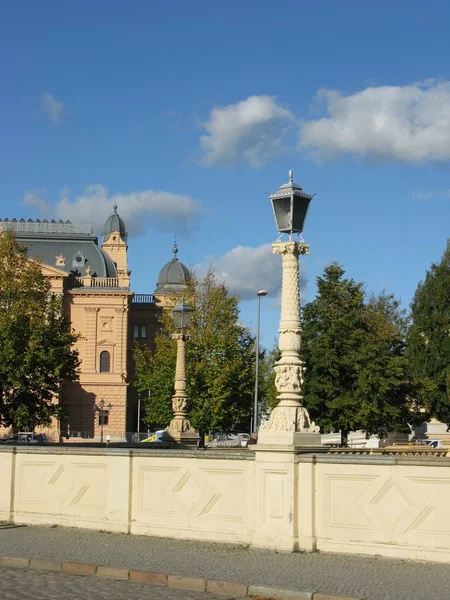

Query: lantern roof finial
left=288, top=169, right=293, bottom=183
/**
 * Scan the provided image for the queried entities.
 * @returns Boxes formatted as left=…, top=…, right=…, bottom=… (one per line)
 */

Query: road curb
left=0, top=555, right=363, bottom=599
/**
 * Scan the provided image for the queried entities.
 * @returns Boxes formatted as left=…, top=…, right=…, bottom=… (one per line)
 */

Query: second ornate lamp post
left=163, top=302, right=199, bottom=446
left=93, top=399, right=113, bottom=443
left=258, top=170, right=320, bottom=447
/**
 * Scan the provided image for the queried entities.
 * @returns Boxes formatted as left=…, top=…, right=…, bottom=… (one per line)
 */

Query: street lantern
left=269, top=169, right=314, bottom=236
left=172, top=302, right=193, bottom=331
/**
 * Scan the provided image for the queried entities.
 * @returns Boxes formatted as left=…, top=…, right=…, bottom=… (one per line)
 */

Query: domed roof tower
left=101, top=204, right=130, bottom=286
left=103, top=204, right=127, bottom=242
left=154, top=241, right=192, bottom=296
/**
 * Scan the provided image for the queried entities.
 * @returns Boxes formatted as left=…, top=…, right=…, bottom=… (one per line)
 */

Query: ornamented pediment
left=97, top=338, right=116, bottom=347
left=35, top=260, right=70, bottom=278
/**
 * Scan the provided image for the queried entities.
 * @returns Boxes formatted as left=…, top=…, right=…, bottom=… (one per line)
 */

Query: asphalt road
left=0, top=567, right=233, bottom=600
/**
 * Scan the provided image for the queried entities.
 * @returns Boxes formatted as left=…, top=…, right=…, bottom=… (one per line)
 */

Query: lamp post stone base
left=160, top=429, right=200, bottom=447
left=256, top=431, right=321, bottom=453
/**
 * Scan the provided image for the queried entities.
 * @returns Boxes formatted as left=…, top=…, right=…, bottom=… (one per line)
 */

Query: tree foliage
left=406, top=243, right=450, bottom=425
left=0, top=231, right=81, bottom=430
left=301, top=263, right=413, bottom=444
left=133, top=270, right=255, bottom=433
left=258, top=342, right=280, bottom=414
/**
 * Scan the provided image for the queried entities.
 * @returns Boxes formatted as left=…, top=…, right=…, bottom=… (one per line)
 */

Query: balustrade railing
left=132, top=294, right=154, bottom=303
left=67, top=277, right=122, bottom=289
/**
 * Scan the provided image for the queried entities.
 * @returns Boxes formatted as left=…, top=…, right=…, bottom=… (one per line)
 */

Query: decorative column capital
left=272, top=241, right=310, bottom=257
left=171, top=332, right=189, bottom=341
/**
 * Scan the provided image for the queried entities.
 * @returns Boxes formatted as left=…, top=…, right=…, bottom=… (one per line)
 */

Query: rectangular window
left=132, top=324, right=147, bottom=339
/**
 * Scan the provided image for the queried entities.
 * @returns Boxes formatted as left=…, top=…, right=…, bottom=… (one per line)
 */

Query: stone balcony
left=67, top=276, right=129, bottom=290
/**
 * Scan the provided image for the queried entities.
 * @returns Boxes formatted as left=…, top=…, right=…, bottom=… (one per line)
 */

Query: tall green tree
left=0, top=230, right=81, bottom=430
left=133, top=270, right=255, bottom=433
left=301, top=263, right=412, bottom=445
left=352, top=292, right=414, bottom=436
left=406, top=243, right=450, bottom=425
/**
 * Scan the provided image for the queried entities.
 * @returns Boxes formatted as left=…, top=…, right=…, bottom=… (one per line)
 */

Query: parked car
left=5, top=432, right=47, bottom=445
left=140, top=430, right=165, bottom=443
left=427, top=440, right=443, bottom=449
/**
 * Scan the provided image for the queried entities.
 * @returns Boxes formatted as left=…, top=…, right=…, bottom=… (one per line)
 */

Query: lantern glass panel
left=292, top=196, right=311, bottom=234
left=172, top=302, right=193, bottom=330
left=272, top=197, right=292, bottom=232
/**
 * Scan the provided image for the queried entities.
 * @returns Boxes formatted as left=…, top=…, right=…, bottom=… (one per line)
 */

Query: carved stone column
left=163, top=333, right=199, bottom=445
left=258, top=241, right=320, bottom=448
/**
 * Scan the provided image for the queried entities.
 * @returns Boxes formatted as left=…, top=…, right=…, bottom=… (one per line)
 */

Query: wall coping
left=1, top=444, right=449, bottom=467
left=0, top=445, right=254, bottom=461
left=298, top=453, right=450, bottom=467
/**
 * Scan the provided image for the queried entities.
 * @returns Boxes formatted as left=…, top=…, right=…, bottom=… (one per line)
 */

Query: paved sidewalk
left=0, top=525, right=448, bottom=600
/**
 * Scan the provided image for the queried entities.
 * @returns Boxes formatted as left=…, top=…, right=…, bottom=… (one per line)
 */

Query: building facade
left=0, top=208, right=191, bottom=441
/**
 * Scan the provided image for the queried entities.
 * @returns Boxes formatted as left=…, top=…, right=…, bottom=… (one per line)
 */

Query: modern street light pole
left=137, top=396, right=141, bottom=434
left=253, top=290, right=268, bottom=433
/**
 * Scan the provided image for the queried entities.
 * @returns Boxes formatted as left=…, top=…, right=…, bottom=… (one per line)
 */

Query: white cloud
left=22, top=189, right=51, bottom=213
left=411, top=189, right=450, bottom=200
left=198, top=243, right=307, bottom=301
left=200, top=95, right=294, bottom=167
left=21, top=185, right=200, bottom=236
left=41, top=93, right=65, bottom=125
left=299, top=81, right=450, bottom=163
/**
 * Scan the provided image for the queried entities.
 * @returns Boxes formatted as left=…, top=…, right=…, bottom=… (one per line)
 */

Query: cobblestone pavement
left=0, top=566, right=233, bottom=600
left=0, top=525, right=449, bottom=600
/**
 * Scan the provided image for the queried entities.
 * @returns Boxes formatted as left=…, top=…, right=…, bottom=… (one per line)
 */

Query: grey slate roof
left=103, top=204, right=127, bottom=241
left=2, top=220, right=117, bottom=277
left=155, top=258, right=192, bottom=295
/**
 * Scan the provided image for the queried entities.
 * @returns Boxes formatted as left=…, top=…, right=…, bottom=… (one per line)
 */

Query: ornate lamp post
left=258, top=170, right=320, bottom=447
left=163, top=302, right=199, bottom=445
left=93, top=399, right=113, bottom=443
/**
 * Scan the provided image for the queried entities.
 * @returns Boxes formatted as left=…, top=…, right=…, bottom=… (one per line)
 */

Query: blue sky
left=1, top=0, right=449, bottom=346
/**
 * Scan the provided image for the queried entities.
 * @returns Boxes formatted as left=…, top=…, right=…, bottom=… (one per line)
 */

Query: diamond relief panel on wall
left=321, top=470, right=442, bottom=545
left=369, top=479, right=412, bottom=528
left=135, top=463, right=246, bottom=530
left=16, top=459, right=107, bottom=514
left=172, top=471, right=204, bottom=514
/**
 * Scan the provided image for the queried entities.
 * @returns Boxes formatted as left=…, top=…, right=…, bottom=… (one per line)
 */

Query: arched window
left=100, top=351, right=111, bottom=373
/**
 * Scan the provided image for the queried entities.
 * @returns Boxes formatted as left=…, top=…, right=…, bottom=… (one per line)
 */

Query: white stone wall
left=1, top=447, right=450, bottom=563
left=131, top=453, right=255, bottom=543
left=311, top=455, right=450, bottom=563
